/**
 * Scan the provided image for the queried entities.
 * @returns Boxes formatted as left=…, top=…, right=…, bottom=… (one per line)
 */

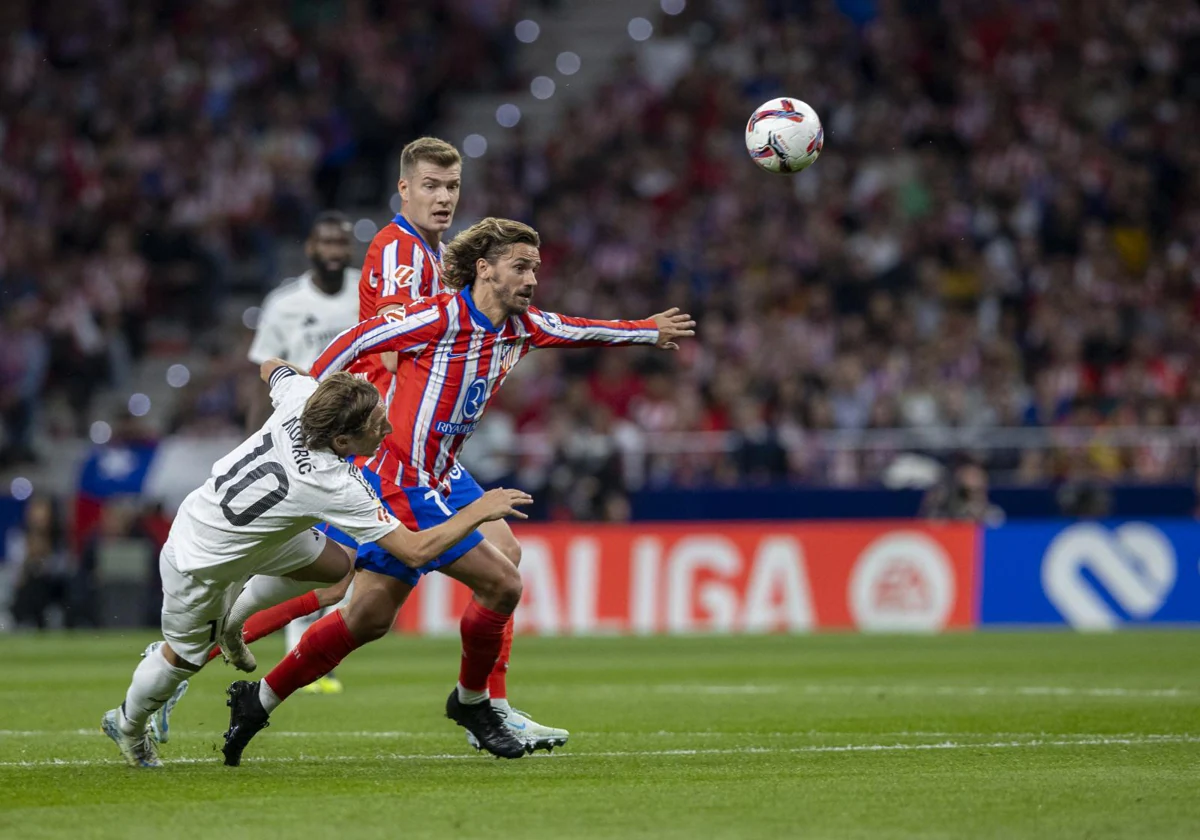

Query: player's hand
left=475, top=488, right=534, bottom=521
left=650, top=307, right=696, bottom=350
left=382, top=351, right=398, bottom=373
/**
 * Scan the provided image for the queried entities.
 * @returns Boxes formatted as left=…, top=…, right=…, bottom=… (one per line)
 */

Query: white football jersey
left=248, top=269, right=360, bottom=369
left=169, top=368, right=397, bottom=580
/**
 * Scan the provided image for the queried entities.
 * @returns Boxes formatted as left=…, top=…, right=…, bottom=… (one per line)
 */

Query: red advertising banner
left=395, top=522, right=979, bottom=635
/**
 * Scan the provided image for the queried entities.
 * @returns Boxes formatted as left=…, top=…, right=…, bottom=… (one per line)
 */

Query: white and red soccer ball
left=745, top=97, right=824, bottom=174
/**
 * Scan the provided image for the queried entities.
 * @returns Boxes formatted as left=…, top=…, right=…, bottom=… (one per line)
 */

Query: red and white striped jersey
left=352, top=214, right=448, bottom=401
left=311, top=288, right=660, bottom=492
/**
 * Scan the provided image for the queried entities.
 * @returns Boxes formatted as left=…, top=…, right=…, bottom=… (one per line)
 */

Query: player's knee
left=342, top=601, right=395, bottom=643
left=344, top=611, right=391, bottom=643
left=486, top=566, right=522, bottom=613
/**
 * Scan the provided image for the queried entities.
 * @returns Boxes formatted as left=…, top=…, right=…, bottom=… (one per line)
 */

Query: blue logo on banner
left=981, top=520, right=1200, bottom=626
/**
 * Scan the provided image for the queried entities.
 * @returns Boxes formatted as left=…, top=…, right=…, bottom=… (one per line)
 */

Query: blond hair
left=399, top=137, right=462, bottom=180
left=301, top=373, right=380, bottom=451
left=442, top=217, right=540, bottom=290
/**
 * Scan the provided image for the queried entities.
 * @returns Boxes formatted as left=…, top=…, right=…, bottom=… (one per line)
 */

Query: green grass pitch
left=1, top=630, right=1198, bottom=839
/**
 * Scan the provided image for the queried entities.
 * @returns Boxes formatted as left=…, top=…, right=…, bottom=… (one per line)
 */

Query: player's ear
left=475, top=257, right=490, bottom=281
left=397, top=178, right=408, bottom=203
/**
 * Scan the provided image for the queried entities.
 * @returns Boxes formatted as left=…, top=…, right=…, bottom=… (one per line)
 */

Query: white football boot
left=101, top=708, right=162, bottom=768
left=218, top=623, right=257, bottom=673
left=142, top=641, right=188, bottom=744
left=466, top=704, right=569, bottom=753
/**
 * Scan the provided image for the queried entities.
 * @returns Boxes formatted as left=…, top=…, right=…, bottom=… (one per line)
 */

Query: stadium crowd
left=4, top=0, right=1200, bottom=519
left=0, top=0, right=524, bottom=458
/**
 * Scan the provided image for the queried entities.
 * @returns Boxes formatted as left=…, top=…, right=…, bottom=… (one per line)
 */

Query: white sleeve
left=323, top=466, right=401, bottom=545
left=268, top=366, right=317, bottom=409
left=248, top=300, right=289, bottom=364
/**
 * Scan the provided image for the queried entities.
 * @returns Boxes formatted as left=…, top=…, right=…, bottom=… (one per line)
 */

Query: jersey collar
left=460, top=286, right=502, bottom=334
left=393, top=214, right=444, bottom=258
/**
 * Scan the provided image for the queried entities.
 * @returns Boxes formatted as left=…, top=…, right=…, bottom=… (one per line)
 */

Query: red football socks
left=486, top=616, right=515, bottom=699
left=459, top=600, right=512, bottom=693
left=206, top=591, right=321, bottom=663
left=262, top=609, right=359, bottom=701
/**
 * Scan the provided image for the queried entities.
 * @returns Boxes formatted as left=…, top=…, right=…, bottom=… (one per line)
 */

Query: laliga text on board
left=394, top=523, right=978, bottom=635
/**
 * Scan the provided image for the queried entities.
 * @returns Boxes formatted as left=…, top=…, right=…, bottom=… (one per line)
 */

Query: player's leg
left=143, top=641, right=188, bottom=744
left=449, top=468, right=567, bottom=751
left=300, top=573, right=355, bottom=694
left=103, top=542, right=225, bottom=767
left=446, top=467, right=522, bottom=696
left=217, top=532, right=353, bottom=673
left=222, top=528, right=418, bottom=766
left=476, top=517, right=520, bottom=698
left=435, top=541, right=527, bottom=758
left=202, top=557, right=353, bottom=666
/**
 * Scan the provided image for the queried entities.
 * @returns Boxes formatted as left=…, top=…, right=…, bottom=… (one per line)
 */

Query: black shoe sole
left=222, top=681, right=269, bottom=767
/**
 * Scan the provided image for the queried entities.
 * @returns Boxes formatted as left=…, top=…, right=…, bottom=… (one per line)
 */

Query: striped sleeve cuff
left=269, top=365, right=298, bottom=388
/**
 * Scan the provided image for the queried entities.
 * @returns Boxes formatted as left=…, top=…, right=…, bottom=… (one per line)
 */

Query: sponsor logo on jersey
left=434, top=419, right=479, bottom=435
left=463, top=378, right=488, bottom=420
left=391, top=264, right=416, bottom=286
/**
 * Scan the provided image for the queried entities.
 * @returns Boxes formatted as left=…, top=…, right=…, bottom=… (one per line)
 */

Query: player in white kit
left=246, top=211, right=361, bottom=693
left=101, top=361, right=531, bottom=767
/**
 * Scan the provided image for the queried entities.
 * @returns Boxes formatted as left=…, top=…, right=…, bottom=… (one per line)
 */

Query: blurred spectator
left=0, top=299, right=48, bottom=466
left=10, top=497, right=76, bottom=629
left=922, top=460, right=1006, bottom=525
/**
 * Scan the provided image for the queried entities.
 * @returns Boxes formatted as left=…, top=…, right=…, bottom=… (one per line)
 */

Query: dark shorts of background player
left=319, top=463, right=486, bottom=586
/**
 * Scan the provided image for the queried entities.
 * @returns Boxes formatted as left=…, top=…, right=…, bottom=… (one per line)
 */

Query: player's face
left=340, top=403, right=392, bottom=457
left=482, top=244, right=540, bottom=316
left=307, top=222, right=352, bottom=276
left=398, top=161, right=461, bottom=239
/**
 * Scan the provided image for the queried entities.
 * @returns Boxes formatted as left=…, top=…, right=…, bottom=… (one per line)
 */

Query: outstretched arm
left=376, top=488, right=533, bottom=568
left=526, top=307, right=695, bottom=350
left=309, top=306, right=444, bottom=380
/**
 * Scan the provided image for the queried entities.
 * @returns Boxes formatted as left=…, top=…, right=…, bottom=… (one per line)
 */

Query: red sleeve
left=310, top=304, right=445, bottom=379
left=524, top=308, right=659, bottom=349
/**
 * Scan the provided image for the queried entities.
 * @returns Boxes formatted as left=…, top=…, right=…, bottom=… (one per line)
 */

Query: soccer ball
left=745, top=98, right=824, bottom=174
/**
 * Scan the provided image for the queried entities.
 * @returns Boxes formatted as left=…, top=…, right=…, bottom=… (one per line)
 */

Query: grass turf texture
left=1, top=631, right=1197, bottom=839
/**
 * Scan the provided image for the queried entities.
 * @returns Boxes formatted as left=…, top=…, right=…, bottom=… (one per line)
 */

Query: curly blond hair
left=441, top=217, right=540, bottom=291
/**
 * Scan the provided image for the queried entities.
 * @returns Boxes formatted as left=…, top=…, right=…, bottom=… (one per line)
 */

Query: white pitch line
left=1, top=735, right=1197, bottom=770
left=654, top=684, right=1198, bottom=699
left=0, top=729, right=1191, bottom=740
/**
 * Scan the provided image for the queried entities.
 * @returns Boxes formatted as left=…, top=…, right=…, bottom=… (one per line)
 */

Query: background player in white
left=101, top=360, right=531, bottom=767
left=246, top=210, right=361, bottom=693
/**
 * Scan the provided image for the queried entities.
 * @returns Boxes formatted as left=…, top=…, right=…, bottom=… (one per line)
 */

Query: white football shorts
left=159, top=528, right=327, bottom=666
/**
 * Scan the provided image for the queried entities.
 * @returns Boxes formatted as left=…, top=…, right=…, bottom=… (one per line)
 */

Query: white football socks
left=227, top=575, right=318, bottom=635
left=490, top=698, right=511, bottom=711
left=456, top=683, right=489, bottom=705
left=258, top=679, right=282, bottom=714
left=118, top=644, right=194, bottom=736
